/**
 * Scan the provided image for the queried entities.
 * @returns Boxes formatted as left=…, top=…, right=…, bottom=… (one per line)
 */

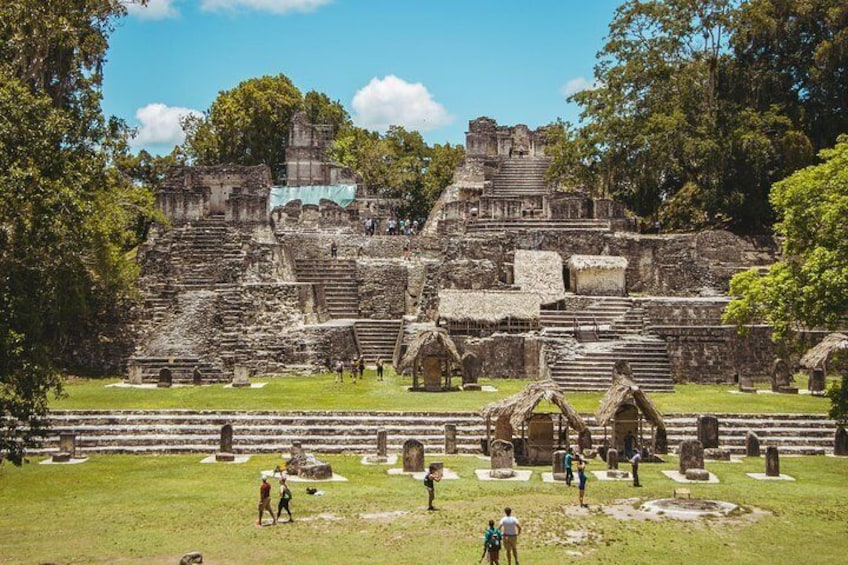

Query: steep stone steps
left=491, top=158, right=551, bottom=196
left=30, top=410, right=836, bottom=457
left=294, top=259, right=359, bottom=318
left=354, top=320, right=402, bottom=362
left=550, top=338, right=675, bottom=392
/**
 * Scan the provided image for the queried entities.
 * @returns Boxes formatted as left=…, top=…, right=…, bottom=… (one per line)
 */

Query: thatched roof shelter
left=595, top=360, right=664, bottom=428
left=397, top=328, right=462, bottom=390
left=800, top=333, right=848, bottom=371
left=567, top=255, right=628, bottom=271
left=397, top=328, right=461, bottom=372
left=438, top=290, right=540, bottom=323
left=480, top=379, right=586, bottom=432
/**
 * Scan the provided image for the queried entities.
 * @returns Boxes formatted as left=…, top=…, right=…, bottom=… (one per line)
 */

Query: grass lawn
left=1, top=453, right=846, bottom=564
left=50, top=370, right=831, bottom=414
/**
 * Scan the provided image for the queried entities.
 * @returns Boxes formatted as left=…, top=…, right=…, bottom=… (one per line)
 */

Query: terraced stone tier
left=354, top=320, right=402, bottom=362
left=29, top=410, right=836, bottom=457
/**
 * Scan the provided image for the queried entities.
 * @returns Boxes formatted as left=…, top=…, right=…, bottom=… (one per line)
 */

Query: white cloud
left=561, top=77, right=596, bottom=97
left=125, top=0, right=179, bottom=20
left=200, top=0, right=332, bottom=14
left=131, top=103, right=202, bottom=147
left=351, top=75, right=454, bottom=132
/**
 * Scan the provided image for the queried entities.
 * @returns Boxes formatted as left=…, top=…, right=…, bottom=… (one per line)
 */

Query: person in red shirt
left=257, top=476, right=274, bottom=525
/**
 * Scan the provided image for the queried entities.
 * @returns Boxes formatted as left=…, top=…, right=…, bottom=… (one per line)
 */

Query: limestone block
left=402, top=439, right=425, bottom=473
left=835, top=427, right=848, bottom=456
left=685, top=468, right=710, bottom=481
left=704, top=448, right=730, bottom=461
left=697, top=415, right=719, bottom=449
left=444, top=424, right=457, bottom=455
left=765, top=447, right=780, bottom=477
left=678, top=439, right=705, bottom=474
left=746, top=431, right=761, bottom=457
left=490, top=439, right=514, bottom=470
left=300, top=463, right=333, bottom=480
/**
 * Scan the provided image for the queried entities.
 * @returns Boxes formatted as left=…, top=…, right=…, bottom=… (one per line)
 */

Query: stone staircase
left=294, top=259, right=359, bottom=318
left=166, top=216, right=249, bottom=288
left=467, top=218, right=611, bottom=232
left=31, top=410, right=836, bottom=457
left=549, top=337, right=675, bottom=392
left=661, top=413, right=836, bottom=456
left=541, top=297, right=639, bottom=340
left=354, top=320, right=402, bottom=362
left=491, top=157, right=551, bottom=197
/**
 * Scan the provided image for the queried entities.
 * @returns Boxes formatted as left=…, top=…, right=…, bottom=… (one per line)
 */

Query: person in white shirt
left=498, top=507, right=522, bottom=565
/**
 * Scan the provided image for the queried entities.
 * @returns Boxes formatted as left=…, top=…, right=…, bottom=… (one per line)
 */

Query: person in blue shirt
left=564, top=447, right=574, bottom=486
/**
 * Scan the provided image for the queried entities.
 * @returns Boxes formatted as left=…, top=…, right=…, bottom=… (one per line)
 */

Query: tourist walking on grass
left=498, top=507, right=521, bottom=565
left=334, top=360, right=344, bottom=383
left=630, top=448, right=642, bottom=487
left=257, top=476, right=274, bottom=526
left=577, top=458, right=588, bottom=508
left=358, top=356, right=365, bottom=378
left=276, top=476, right=293, bottom=523
left=481, top=519, right=502, bottom=564
left=424, top=463, right=441, bottom=511
left=376, top=357, right=384, bottom=381
left=564, top=447, right=574, bottom=487
left=350, top=358, right=359, bottom=383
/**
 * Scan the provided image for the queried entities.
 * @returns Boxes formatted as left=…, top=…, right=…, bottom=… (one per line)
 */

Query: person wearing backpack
left=480, top=519, right=501, bottom=564
left=275, top=476, right=293, bottom=523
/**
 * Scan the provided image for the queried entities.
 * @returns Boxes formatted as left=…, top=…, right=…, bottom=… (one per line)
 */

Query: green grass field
left=50, top=371, right=831, bottom=414
left=1, top=453, right=846, bottom=564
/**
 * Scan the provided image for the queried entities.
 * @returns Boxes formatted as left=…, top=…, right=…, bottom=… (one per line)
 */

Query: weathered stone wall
left=445, top=230, right=777, bottom=297
left=639, top=298, right=729, bottom=326
left=157, top=165, right=272, bottom=225
left=654, top=325, right=776, bottom=383
left=356, top=261, right=408, bottom=319
left=455, top=334, right=542, bottom=378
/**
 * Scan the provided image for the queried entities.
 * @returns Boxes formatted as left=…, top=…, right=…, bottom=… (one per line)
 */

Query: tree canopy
left=330, top=125, right=464, bottom=219
left=182, top=76, right=349, bottom=182
left=548, top=0, right=846, bottom=232
left=0, top=1, right=153, bottom=465
left=724, top=136, right=848, bottom=340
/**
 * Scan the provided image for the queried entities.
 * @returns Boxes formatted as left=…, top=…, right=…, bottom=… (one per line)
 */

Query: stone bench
left=673, top=488, right=691, bottom=499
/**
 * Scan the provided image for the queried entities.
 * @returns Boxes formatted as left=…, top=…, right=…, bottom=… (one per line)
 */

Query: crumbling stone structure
left=124, top=117, right=788, bottom=389
left=285, top=111, right=356, bottom=187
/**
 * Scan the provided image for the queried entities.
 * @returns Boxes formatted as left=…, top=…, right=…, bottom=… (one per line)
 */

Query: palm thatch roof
left=595, top=360, right=664, bottom=427
left=513, top=250, right=566, bottom=304
left=567, top=255, right=628, bottom=271
left=480, top=379, right=586, bottom=432
left=396, top=328, right=462, bottom=373
left=438, top=290, right=540, bottom=323
left=800, top=333, right=848, bottom=370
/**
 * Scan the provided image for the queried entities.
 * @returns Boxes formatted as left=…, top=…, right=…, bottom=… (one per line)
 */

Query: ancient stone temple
left=120, top=115, right=786, bottom=391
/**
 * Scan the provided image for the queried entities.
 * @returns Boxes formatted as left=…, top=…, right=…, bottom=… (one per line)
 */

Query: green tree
left=182, top=77, right=351, bottom=182
left=551, top=0, right=823, bottom=232
left=182, top=74, right=303, bottom=181
left=724, top=136, right=848, bottom=340
left=827, top=374, right=848, bottom=426
left=0, top=1, right=152, bottom=465
left=422, top=142, right=465, bottom=214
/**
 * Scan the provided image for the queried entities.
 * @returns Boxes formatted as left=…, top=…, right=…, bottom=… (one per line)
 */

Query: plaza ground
left=1, top=452, right=846, bottom=564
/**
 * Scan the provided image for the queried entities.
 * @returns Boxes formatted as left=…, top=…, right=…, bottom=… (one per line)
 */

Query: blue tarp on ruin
left=270, top=185, right=357, bottom=209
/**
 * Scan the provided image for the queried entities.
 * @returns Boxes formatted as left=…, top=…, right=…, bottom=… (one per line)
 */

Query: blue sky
left=107, top=0, right=621, bottom=154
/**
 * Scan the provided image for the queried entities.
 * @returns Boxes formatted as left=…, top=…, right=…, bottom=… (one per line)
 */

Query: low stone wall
left=654, top=325, right=775, bottom=383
